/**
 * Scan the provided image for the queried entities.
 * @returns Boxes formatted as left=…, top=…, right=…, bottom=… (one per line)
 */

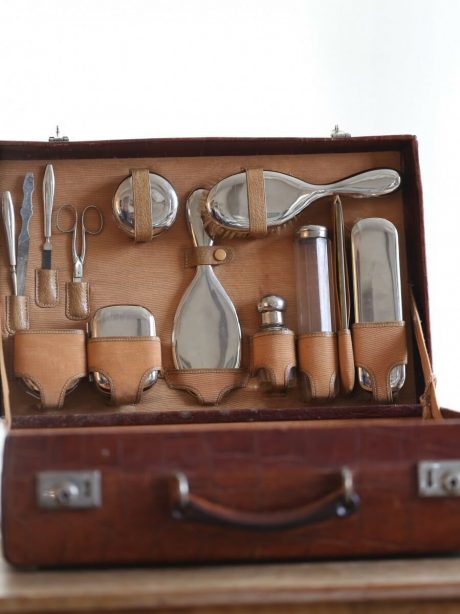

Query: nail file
left=17, top=172, right=34, bottom=296
left=42, top=164, right=55, bottom=269
left=1, top=192, right=18, bottom=295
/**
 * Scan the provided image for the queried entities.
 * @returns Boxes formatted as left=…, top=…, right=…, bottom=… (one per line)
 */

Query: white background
left=0, top=0, right=459, bottom=421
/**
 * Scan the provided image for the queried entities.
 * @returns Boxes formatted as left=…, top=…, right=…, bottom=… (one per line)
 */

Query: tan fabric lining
left=0, top=150, right=419, bottom=418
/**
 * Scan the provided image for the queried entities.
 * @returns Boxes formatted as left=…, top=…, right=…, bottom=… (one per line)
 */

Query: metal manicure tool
left=56, top=204, right=104, bottom=282
left=42, top=164, right=55, bottom=269
left=1, top=172, right=35, bottom=296
left=17, top=172, right=35, bottom=295
left=2, top=192, right=18, bottom=295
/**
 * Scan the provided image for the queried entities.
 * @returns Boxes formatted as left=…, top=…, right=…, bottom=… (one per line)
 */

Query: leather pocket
left=352, top=321, right=407, bottom=402
left=87, top=336, right=162, bottom=405
left=35, top=268, right=59, bottom=308
left=65, top=281, right=90, bottom=320
left=5, top=295, right=29, bottom=334
left=13, top=329, right=87, bottom=409
left=250, top=329, right=296, bottom=392
left=164, top=369, right=249, bottom=405
left=297, top=332, right=338, bottom=402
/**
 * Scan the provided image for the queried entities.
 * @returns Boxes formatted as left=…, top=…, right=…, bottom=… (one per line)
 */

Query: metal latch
left=418, top=461, right=460, bottom=497
left=48, top=125, right=69, bottom=142
left=330, top=125, right=351, bottom=139
left=36, top=471, right=102, bottom=509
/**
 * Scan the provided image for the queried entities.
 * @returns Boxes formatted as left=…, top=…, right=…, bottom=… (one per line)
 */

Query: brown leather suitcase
left=1, top=135, right=457, bottom=568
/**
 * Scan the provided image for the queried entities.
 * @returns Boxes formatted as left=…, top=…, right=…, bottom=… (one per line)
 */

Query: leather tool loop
left=87, top=336, right=162, bottom=406
left=131, top=168, right=153, bottom=242
left=298, top=332, right=338, bottom=401
left=352, top=321, right=407, bottom=403
left=65, top=281, right=90, bottom=321
left=5, top=295, right=29, bottom=334
left=337, top=329, right=355, bottom=394
left=245, top=168, right=267, bottom=238
left=14, top=330, right=87, bottom=409
left=184, top=246, right=234, bottom=268
left=410, top=292, right=442, bottom=420
left=35, top=268, right=59, bottom=308
left=251, top=330, right=296, bottom=391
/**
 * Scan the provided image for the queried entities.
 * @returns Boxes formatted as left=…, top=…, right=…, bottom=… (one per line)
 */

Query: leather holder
left=87, top=336, right=162, bottom=405
left=250, top=329, right=296, bottom=392
left=5, top=295, right=29, bottom=334
left=13, top=330, right=87, bottom=409
left=352, top=321, right=408, bottom=403
left=35, top=268, right=59, bottom=308
left=337, top=329, right=355, bottom=394
left=65, top=281, right=90, bottom=320
left=297, top=332, right=338, bottom=401
left=164, top=369, right=249, bottom=405
left=184, top=246, right=234, bottom=267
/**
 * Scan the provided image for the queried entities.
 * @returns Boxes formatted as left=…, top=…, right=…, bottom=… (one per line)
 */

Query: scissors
left=56, top=204, right=104, bottom=282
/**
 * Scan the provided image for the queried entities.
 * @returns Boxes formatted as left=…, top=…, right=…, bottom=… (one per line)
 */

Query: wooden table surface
left=3, top=555, right=460, bottom=613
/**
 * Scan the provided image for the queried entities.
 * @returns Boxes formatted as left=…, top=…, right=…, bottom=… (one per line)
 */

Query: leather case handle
left=169, top=468, right=358, bottom=531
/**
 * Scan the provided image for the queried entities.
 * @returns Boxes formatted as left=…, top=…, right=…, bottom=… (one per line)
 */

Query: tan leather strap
left=297, top=332, right=338, bottom=401
left=184, top=246, right=234, bottom=268
left=251, top=330, right=296, bottom=391
left=410, top=293, right=442, bottom=420
left=14, top=330, right=87, bottom=409
left=246, top=168, right=267, bottom=238
left=131, top=168, right=153, bottom=242
left=352, top=321, right=407, bottom=403
left=337, top=329, right=355, bottom=394
left=87, top=336, right=162, bottom=406
left=164, top=369, right=248, bottom=405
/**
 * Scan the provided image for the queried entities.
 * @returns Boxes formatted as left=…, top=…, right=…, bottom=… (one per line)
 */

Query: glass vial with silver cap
left=294, top=225, right=337, bottom=399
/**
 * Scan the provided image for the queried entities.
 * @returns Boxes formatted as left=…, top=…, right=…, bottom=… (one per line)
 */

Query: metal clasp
left=418, top=461, right=460, bottom=497
left=36, top=470, right=102, bottom=509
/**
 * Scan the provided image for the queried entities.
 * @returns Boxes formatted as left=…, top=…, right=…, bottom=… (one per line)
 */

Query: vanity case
left=1, top=135, right=459, bottom=568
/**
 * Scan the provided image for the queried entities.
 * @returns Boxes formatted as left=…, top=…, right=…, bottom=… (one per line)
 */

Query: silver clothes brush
left=201, top=168, right=401, bottom=238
